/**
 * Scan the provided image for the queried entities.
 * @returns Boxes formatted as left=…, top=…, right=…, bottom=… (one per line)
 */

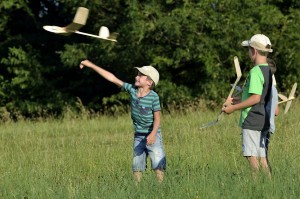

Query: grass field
left=0, top=101, right=300, bottom=198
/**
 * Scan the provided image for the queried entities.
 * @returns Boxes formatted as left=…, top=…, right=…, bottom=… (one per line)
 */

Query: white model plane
left=231, top=76, right=297, bottom=114
left=200, top=56, right=242, bottom=129
left=278, top=82, right=297, bottom=114
left=43, top=7, right=117, bottom=42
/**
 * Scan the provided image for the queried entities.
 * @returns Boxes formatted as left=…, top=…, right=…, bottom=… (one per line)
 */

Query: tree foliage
left=0, top=0, right=300, bottom=119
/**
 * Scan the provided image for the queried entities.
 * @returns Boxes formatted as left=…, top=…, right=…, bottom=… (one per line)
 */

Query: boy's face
left=135, top=72, right=153, bottom=88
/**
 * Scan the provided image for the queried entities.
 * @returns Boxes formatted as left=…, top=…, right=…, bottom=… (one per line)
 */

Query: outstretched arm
left=80, top=59, right=124, bottom=87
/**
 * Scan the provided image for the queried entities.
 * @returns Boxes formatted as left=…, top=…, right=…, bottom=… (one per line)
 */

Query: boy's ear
left=249, top=47, right=254, bottom=55
left=147, top=79, right=155, bottom=89
left=251, top=47, right=257, bottom=56
left=147, top=79, right=153, bottom=86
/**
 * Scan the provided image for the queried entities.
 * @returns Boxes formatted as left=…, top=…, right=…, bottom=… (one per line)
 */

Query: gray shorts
left=242, top=129, right=268, bottom=157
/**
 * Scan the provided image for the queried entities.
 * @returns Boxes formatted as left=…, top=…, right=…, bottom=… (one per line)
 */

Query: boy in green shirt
left=223, top=34, right=273, bottom=178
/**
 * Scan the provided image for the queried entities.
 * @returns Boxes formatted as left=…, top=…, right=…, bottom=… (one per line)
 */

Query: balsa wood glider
left=43, top=7, right=117, bottom=42
left=232, top=76, right=296, bottom=114
left=278, top=82, right=297, bottom=114
left=200, top=56, right=242, bottom=129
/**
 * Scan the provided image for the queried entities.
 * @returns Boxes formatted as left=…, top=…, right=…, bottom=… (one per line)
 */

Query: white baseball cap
left=241, top=34, right=273, bottom=52
left=135, top=66, right=159, bottom=86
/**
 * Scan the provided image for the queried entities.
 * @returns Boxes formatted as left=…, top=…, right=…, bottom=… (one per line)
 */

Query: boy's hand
left=223, top=97, right=233, bottom=108
left=222, top=104, right=235, bottom=114
left=222, top=97, right=236, bottom=114
left=80, top=59, right=93, bottom=69
left=147, top=133, right=156, bottom=145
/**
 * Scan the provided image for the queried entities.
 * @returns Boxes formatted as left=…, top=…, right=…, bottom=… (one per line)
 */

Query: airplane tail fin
left=99, top=26, right=118, bottom=42
left=99, top=26, right=110, bottom=38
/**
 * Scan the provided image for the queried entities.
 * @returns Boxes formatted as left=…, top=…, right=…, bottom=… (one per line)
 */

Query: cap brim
left=134, top=67, right=148, bottom=76
left=241, top=40, right=250, bottom=47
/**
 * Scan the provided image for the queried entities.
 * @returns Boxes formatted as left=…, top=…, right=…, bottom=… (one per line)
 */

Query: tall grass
left=0, top=101, right=299, bottom=198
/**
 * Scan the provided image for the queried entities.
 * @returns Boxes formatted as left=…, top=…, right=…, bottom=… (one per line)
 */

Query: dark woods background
left=1, top=0, right=300, bottom=120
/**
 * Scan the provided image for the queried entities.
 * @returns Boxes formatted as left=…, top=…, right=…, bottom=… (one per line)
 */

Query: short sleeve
left=248, top=68, right=263, bottom=95
left=152, top=93, right=161, bottom=112
left=122, top=82, right=133, bottom=93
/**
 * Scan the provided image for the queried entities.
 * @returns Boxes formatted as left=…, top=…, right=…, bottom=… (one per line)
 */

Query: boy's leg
left=133, top=171, right=142, bottom=183
left=265, top=132, right=272, bottom=173
left=246, top=156, right=259, bottom=179
left=147, top=132, right=166, bottom=182
left=132, top=134, right=147, bottom=183
left=154, top=169, right=164, bottom=183
left=242, top=129, right=267, bottom=178
left=247, top=156, right=271, bottom=179
left=260, top=157, right=271, bottom=179
left=247, top=156, right=259, bottom=171
left=260, top=130, right=271, bottom=178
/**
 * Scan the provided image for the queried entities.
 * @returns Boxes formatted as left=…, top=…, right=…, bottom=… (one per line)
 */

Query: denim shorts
left=242, top=129, right=268, bottom=157
left=132, top=132, right=166, bottom=172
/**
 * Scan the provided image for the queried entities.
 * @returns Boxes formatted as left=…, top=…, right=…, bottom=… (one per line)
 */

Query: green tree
left=1, top=0, right=299, bottom=119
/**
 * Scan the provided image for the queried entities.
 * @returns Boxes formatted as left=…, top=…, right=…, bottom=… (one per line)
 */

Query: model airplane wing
left=227, top=56, right=242, bottom=100
left=43, top=7, right=89, bottom=36
left=284, top=83, right=297, bottom=114
left=278, top=93, right=288, bottom=101
left=277, top=83, right=297, bottom=114
left=64, top=7, right=89, bottom=34
left=200, top=56, right=242, bottom=129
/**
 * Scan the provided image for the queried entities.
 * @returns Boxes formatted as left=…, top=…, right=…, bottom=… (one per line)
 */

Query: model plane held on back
left=278, top=82, right=297, bottom=114
left=43, top=7, right=117, bottom=42
left=232, top=75, right=297, bottom=115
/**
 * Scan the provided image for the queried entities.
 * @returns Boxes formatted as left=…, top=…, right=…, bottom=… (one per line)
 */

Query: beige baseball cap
left=241, top=34, right=273, bottom=52
left=135, top=66, right=159, bottom=86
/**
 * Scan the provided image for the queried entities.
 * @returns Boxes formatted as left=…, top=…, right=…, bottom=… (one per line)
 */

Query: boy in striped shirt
left=80, top=60, right=166, bottom=183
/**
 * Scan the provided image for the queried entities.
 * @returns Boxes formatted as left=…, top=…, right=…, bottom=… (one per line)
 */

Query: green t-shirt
left=239, top=64, right=272, bottom=131
left=122, top=83, right=161, bottom=134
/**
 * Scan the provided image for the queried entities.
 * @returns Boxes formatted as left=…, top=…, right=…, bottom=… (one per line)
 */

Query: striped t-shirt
left=122, top=83, right=161, bottom=134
